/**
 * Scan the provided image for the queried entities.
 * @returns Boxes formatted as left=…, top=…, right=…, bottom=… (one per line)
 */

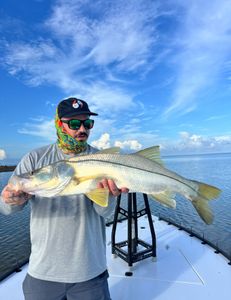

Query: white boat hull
left=0, top=215, right=231, bottom=299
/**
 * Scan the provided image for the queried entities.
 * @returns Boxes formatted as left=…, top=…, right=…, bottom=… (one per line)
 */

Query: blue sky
left=0, top=0, right=231, bottom=161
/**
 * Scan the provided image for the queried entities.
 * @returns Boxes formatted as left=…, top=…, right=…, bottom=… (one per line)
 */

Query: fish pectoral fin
left=77, top=175, right=98, bottom=183
left=134, top=146, right=164, bottom=166
left=86, top=188, right=109, bottom=207
left=72, top=175, right=99, bottom=185
left=149, top=191, right=176, bottom=208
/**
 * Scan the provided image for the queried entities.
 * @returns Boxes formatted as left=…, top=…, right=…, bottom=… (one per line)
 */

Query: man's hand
left=97, top=179, right=129, bottom=197
left=1, top=184, right=31, bottom=205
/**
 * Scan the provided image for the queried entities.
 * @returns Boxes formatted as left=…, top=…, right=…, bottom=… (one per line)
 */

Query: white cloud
left=0, top=149, right=6, bottom=160
left=214, top=136, right=231, bottom=143
left=91, top=133, right=142, bottom=151
left=91, top=133, right=111, bottom=149
left=46, top=0, right=157, bottom=71
left=90, top=129, right=231, bottom=154
left=18, top=118, right=56, bottom=141
left=114, top=140, right=142, bottom=151
left=163, top=0, right=231, bottom=118
left=82, top=83, right=135, bottom=113
left=0, top=0, right=159, bottom=115
left=163, top=131, right=231, bottom=154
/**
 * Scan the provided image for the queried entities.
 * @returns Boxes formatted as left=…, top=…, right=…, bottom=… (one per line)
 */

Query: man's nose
left=79, top=123, right=87, bottom=131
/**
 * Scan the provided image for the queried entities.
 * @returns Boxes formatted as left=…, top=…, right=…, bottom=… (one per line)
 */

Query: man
left=0, top=97, right=129, bottom=300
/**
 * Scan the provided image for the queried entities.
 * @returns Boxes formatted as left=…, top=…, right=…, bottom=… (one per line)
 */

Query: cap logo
left=72, top=99, right=83, bottom=109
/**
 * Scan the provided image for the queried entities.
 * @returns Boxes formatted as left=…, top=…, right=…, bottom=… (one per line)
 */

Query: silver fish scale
left=76, top=153, right=186, bottom=182
left=74, top=153, right=198, bottom=195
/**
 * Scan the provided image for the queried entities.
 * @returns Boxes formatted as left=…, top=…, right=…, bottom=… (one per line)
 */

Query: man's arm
left=0, top=152, right=34, bottom=215
left=0, top=185, right=30, bottom=215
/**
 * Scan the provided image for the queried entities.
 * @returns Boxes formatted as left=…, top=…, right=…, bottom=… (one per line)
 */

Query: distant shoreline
left=0, top=166, right=16, bottom=173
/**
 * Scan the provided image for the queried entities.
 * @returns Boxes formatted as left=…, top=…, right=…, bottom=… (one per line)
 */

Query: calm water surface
left=0, top=153, right=231, bottom=279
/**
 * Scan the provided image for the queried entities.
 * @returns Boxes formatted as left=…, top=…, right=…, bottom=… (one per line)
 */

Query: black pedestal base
left=111, top=193, right=156, bottom=267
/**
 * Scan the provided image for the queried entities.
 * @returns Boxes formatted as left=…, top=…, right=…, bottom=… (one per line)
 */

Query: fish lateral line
left=68, top=157, right=200, bottom=194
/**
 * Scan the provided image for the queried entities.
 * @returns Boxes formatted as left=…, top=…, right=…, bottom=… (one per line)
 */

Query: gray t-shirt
left=0, top=143, right=116, bottom=283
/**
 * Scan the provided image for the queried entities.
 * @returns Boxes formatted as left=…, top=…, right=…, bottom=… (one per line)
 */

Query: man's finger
left=121, top=187, right=129, bottom=193
left=108, top=179, right=120, bottom=196
left=97, top=182, right=104, bottom=189
left=102, top=179, right=109, bottom=189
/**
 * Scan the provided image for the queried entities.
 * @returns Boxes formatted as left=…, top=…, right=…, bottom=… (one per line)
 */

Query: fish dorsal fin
left=86, top=188, right=109, bottom=207
left=96, top=147, right=120, bottom=154
left=134, top=146, right=164, bottom=165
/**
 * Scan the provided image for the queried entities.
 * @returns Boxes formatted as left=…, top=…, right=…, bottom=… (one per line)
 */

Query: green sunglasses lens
left=68, top=119, right=94, bottom=129
left=68, top=119, right=81, bottom=129
left=84, top=119, right=94, bottom=129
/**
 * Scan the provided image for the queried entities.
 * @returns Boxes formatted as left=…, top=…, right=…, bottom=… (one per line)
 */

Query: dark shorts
left=22, top=271, right=111, bottom=300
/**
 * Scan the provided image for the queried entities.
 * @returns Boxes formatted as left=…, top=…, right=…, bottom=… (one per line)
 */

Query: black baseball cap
left=57, top=97, right=98, bottom=118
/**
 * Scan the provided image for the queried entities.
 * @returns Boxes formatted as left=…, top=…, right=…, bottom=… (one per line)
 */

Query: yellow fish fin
left=134, top=146, right=164, bottom=165
left=190, top=181, right=221, bottom=224
left=193, top=181, right=221, bottom=200
left=96, top=147, right=120, bottom=154
left=192, top=200, right=213, bottom=225
left=86, top=188, right=109, bottom=207
left=71, top=176, right=99, bottom=186
left=149, top=191, right=176, bottom=208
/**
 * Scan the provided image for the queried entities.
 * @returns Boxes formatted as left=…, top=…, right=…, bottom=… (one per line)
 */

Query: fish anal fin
left=149, top=191, right=176, bottom=208
left=86, top=188, right=109, bottom=207
left=134, top=146, right=164, bottom=165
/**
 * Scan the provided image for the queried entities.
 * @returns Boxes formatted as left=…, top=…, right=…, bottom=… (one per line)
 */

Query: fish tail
left=195, top=181, right=221, bottom=200
left=192, top=199, right=213, bottom=224
left=191, top=181, right=221, bottom=224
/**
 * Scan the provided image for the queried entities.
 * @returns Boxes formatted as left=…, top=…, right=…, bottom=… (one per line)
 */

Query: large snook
left=9, top=146, right=221, bottom=224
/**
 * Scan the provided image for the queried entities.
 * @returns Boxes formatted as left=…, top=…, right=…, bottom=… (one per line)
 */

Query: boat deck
left=0, top=215, right=230, bottom=299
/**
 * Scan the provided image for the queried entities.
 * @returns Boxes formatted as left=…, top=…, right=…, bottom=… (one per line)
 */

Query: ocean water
left=147, top=152, right=231, bottom=258
left=0, top=153, right=231, bottom=280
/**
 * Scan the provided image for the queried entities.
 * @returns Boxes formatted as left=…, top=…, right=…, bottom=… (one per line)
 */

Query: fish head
left=24, top=165, right=54, bottom=182
left=10, top=165, right=55, bottom=193
left=10, top=162, right=74, bottom=197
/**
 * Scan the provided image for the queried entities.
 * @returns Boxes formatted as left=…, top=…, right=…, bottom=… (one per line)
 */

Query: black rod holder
left=111, top=193, right=157, bottom=267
